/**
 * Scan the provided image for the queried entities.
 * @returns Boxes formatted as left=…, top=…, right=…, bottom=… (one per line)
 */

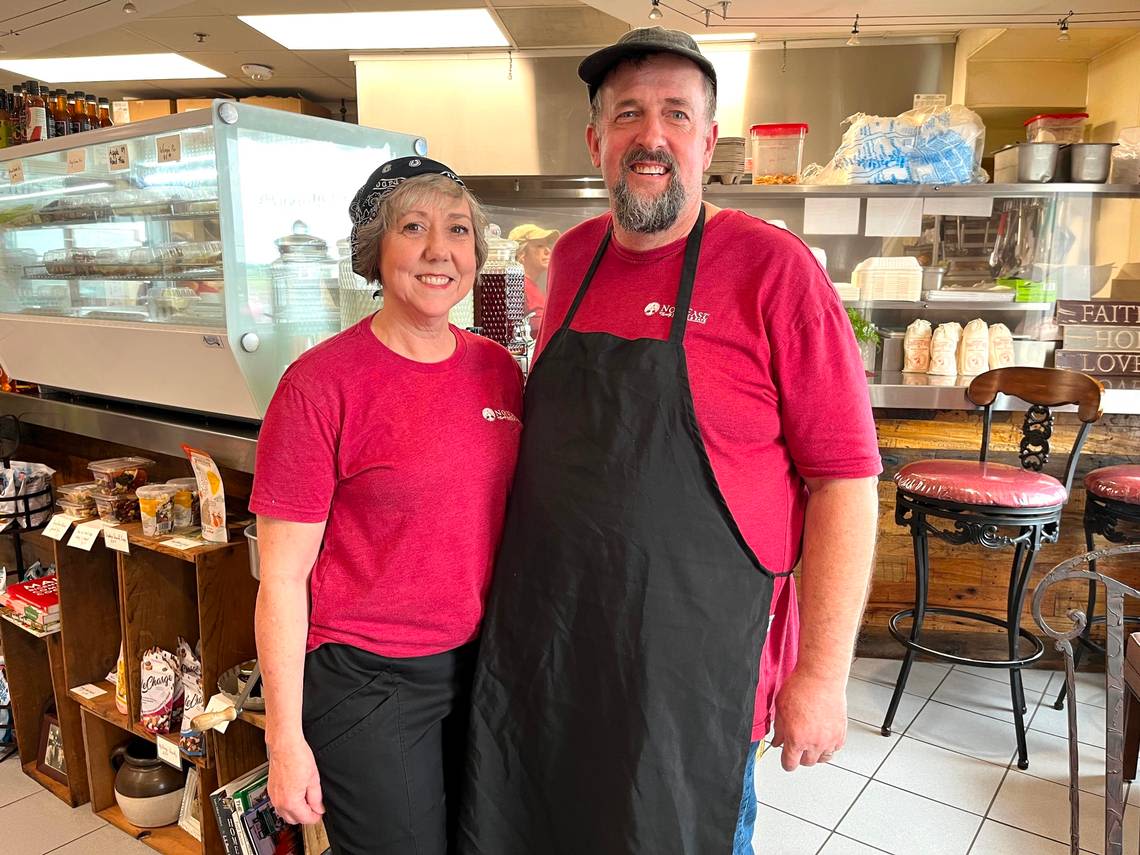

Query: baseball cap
left=348, top=156, right=465, bottom=278
left=578, top=27, right=717, bottom=102
left=508, top=224, right=560, bottom=244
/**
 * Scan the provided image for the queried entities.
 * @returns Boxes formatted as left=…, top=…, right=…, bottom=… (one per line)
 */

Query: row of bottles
left=0, top=82, right=113, bottom=148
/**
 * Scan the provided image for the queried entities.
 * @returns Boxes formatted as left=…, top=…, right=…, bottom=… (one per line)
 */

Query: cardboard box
left=239, top=95, right=330, bottom=119
left=1110, top=264, right=1140, bottom=302
left=111, top=99, right=175, bottom=124
left=177, top=98, right=232, bottom=114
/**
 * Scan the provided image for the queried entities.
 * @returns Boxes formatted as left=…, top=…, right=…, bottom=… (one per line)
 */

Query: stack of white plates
left=705, top=137, right=746, bottom=182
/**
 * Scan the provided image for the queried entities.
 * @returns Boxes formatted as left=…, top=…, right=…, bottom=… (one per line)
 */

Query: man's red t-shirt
left=250, top=319, right=524, bottom=659
left=537, top=208, right=881, bottom=739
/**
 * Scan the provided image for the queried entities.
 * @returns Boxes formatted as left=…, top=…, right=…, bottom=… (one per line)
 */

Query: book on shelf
left=4, top=575, right=59, bottom=614
left=211, top=761, right=301, bottom=855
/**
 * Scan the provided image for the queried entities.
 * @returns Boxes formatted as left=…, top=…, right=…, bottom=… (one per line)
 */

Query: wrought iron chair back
left=967, top=367, right=1104, bottom=494
left=1032, top=543, right=1140, bottom=855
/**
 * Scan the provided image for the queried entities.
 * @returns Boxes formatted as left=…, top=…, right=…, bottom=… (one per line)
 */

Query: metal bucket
left=1069, top=143, right=1117, bottom=183
left=244, top=523, right=259, bottom=581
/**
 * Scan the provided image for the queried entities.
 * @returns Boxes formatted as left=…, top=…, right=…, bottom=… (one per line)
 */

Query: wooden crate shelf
left=97, top=804, right=203, bottom=855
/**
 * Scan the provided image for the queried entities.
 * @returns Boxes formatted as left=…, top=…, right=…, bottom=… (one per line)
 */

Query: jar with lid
left=336, top=237, right=379, bottom=330
left=270, top=220, right=340, bottom=358
left=476, top=225, right=525, bottom=346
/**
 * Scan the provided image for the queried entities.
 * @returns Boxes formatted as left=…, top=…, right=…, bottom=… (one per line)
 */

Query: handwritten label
left=103, top=527, right=130, bottom=553
left=67, top=149, right=87, bottom=174
left=156, top=134, right=182, bottom=163
left=71, top=683, right=108, bottom=700
left=7, top=161, right=24, bottom=184
left=157, top=735, right=183, bottom=770
left=67, top=521, right=104, bottom=551
left=164, top=535, right=205, bottom=551
left=108, top=143, right=130, bottom=171
left=43, top=514, right=72, bottom=541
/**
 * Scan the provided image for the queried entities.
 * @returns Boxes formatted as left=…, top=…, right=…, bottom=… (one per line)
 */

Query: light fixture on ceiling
left=649, top=0, right=664, bottom=20
left=0, top=53, right=225, bottom=81
left=239, top=11, right=509, bottom=50
left=693, top=32, right=756, bottom=43
left=1057, top=10, right=1073, bottom=42
left=122, top=1, right=137, bottom=13
left=241, top=63, right=274, bottom=81
left=846, top=14, right=861, bottom=47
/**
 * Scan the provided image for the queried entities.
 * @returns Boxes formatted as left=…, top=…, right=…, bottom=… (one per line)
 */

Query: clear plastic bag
left=803, top=106, right=988, bottom=185
left=1111, top=127, right=1140, bottom=185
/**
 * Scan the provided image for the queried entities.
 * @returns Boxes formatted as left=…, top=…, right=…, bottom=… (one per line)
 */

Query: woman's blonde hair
left=352, top=173, right=488, bottom=289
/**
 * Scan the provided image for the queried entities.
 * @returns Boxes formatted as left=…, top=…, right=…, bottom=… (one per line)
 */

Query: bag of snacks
left=0, top=461, right=56, bottom=531
left=989, top=323, right=1015, bottom=369
left=183, top=445, right=227, bottom=543
left=902, top=319, right=932, bottom=373
left=177, top=638, right=205, bottom=756
left=140, top=646, right=183, bottom=735
left=928, top=322, right=962, bottom=376
left=957, top=319, right=989, bottom=376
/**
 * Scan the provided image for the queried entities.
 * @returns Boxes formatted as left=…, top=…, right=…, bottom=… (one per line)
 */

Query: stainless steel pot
left=1068, top=143, right=1117, bottom=183
left=994, top=143, right=1062, bottom=183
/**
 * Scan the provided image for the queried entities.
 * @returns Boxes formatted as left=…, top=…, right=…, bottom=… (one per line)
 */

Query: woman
left=249, top=157, right=523, bottom=855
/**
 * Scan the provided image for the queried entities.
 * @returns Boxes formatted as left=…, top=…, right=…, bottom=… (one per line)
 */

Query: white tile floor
left=754, top=658, right=1136, bottom=855
left=0, top=658, right=1130, bottom=854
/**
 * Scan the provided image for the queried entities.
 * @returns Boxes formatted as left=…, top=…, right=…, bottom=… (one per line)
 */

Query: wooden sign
left=1099, top=377, right=1140, bottom=390
left=1055, top=350, right=1140, bottom=376
left=1062, top=325, right=1140, bottom=352
left=1056, top=301, right=1140, bottom=327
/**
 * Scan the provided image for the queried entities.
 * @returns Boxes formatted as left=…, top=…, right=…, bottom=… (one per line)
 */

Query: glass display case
left=0, top=101, right=423, bottom=419
left=466, top=177, right=1140, bottom=413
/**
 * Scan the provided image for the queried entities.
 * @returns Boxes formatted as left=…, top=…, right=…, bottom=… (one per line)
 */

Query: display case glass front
left=0, top=101, right=422, bottom=419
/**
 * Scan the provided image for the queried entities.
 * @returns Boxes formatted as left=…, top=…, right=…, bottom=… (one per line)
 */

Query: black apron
left=460, top=206, right=790, bottom=855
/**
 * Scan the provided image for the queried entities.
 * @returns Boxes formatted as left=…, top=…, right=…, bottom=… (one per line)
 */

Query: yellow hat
left=508, top=224, right=560, bottom=244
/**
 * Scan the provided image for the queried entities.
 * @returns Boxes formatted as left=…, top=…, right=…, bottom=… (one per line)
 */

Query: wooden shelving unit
left=1, top=517, right=266, bottom=855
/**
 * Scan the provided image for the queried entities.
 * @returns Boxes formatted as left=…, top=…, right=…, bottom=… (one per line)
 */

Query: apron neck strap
left=561, top=204, right=709, bottom=344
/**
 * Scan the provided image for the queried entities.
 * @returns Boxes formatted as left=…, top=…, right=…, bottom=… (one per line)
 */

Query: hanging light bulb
left=649, top=0, right=663, bottom=20
left=122, top=1, right=138, bottom=12
left=1057, top=11, right=1073, bottom=42
left=846, top=14, right=861, bottom=46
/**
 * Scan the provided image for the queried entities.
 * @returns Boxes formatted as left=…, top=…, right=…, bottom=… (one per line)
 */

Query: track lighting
left=649, top=0, right=663, bottom=20
left=846, top=13, right=860, bottom=46
left=1057, top=10, right=1073, bottom=42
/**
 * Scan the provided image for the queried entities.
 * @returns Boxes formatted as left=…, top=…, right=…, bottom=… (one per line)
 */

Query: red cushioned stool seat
left=895, top=459, right=1067, bottom=508
left=1085, top=465, right=1140, bottom=505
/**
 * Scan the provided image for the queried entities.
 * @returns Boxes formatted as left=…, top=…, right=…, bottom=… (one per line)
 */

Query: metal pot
left=1068, top=143, right=1118, bottom=183
left=994, top=143, right=1062, bottom=183
left=112, top=738, right=185, bottom=828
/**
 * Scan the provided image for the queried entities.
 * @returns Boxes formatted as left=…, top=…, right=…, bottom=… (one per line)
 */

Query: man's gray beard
left=611, top=172, right=687, bottom=234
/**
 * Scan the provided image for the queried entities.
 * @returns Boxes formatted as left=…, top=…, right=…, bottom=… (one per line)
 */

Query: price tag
left=71, top=683, right=108, bottom=700
left=103, top=527, right=130, bottom=553
left=67, top=148, right=87, bottom=174
left=157, top=735, right=183, bottom=770
left=108, top=143, right=130, bottom=171
left=43, top=514, right=73, bottom=541
left=163, top=535, right=204, bottom=551
left=7, top=161, right=23, bottom=184
left=67, top=521, right=104, bottom=551
left=156, top=134, right=182, bottom=163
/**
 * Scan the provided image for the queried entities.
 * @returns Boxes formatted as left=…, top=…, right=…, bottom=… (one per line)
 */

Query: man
left=460, top=27, right=880, bottom=855
left=508, top=223, right=560, bottom=336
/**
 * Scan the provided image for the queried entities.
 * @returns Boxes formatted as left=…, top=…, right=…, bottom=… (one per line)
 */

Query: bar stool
left=881, top=367, right=1104, bottom=770
left=1051, top=464, right=1140, bottom=710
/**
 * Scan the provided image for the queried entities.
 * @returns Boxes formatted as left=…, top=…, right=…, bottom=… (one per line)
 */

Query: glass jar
left=476, top=225, right=525, bottom=346
left=336, top=238, right=379, bottom=330
left=270, top=220, right=340, bottom=357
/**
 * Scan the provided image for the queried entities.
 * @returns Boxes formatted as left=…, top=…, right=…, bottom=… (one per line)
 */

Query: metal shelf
left=843, top=299, right=1053, bottom=312
left=3, top=209, right=220, bottom=230
left=23, top=268, right=223, bottom=282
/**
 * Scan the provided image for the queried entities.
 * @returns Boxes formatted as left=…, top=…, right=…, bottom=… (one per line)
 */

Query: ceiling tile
left=24, top=30, right=168, bottom=58
left=293, top=50, right=356, bottom=77
left=183, top=50, right=324, bottom=78
left=227, top=0, right=352, bottom=12
left=491, top=0, right=592, bottom=6
left=148, top=1, right=228, bottom=15
left=125, top=16, right=286, bottom=53
left=497, top=6, right=628, bottom=48
left=344, top=0, right=484, bottom=9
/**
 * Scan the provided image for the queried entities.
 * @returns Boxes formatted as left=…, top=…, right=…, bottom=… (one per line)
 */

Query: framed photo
left=36, top=713, right=67, bottom=784
left=179, top=767, right=203, bottom=841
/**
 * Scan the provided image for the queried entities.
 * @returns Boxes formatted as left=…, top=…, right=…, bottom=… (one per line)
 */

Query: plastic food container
left=137, top=484, right=179, bottom=536
left=750, top=123, right=808, bottom=184
left=43, top=248, right=98, bottom=276
left=1025, top=112, right=1088, bottom=144
left=88, top=456, right=154, bottom=494
left=852, top=257, right=923, bottom=301
left=56, top=498, right=96, bottom=519
left=166, top=477, right=199, bottom=530
left=57, top=481, right=99, bottom=503
left=93, top=490, right=140, bottom=525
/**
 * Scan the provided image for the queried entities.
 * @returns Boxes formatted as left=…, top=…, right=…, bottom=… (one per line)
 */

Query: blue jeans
left=732, top=741, right=761, bottom=855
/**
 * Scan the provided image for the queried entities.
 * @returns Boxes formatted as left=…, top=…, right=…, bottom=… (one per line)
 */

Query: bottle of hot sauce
left=97, top=97, right=113, bottom=128
left=52, top=90, right=70, bottom=137
left=11, top=84, right=25, bottom=144
left=73, top=91, right=92, bottom=132
left=85, top=94, right=99, bottom=129
left=23, top=81, right=49, bottom=143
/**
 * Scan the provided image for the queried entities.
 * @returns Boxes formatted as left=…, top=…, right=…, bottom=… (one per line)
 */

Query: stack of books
left=2, top=575, right=60, bottom=633
left=211, top=761, right=302, bottom=855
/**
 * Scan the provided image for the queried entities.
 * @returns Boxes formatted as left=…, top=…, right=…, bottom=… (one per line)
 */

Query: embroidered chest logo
left=643, top=301, right=710, bottom=325
left=482, top=408, right=520, bottom=424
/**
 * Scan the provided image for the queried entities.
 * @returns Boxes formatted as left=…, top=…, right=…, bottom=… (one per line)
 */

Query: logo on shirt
left=482, top=407, right=520, bottom=424
left=642, top=302, right=710, bottom=325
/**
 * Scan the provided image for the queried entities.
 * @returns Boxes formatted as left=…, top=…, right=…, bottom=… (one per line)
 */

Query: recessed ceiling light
left=0, top=53, right=224, bottom=81
left=693, top=33, right=757, bottom=43
left=239, top=10, right=510, bottom=50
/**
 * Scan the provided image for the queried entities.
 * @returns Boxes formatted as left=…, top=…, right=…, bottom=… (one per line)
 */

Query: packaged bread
left=902, top=319, right=933, bottom=373
left=928, top=322, right=962, bottom=376
left=989, top=323, right=1015, bottom=369
left=957, top=319, right=989, bottom=376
